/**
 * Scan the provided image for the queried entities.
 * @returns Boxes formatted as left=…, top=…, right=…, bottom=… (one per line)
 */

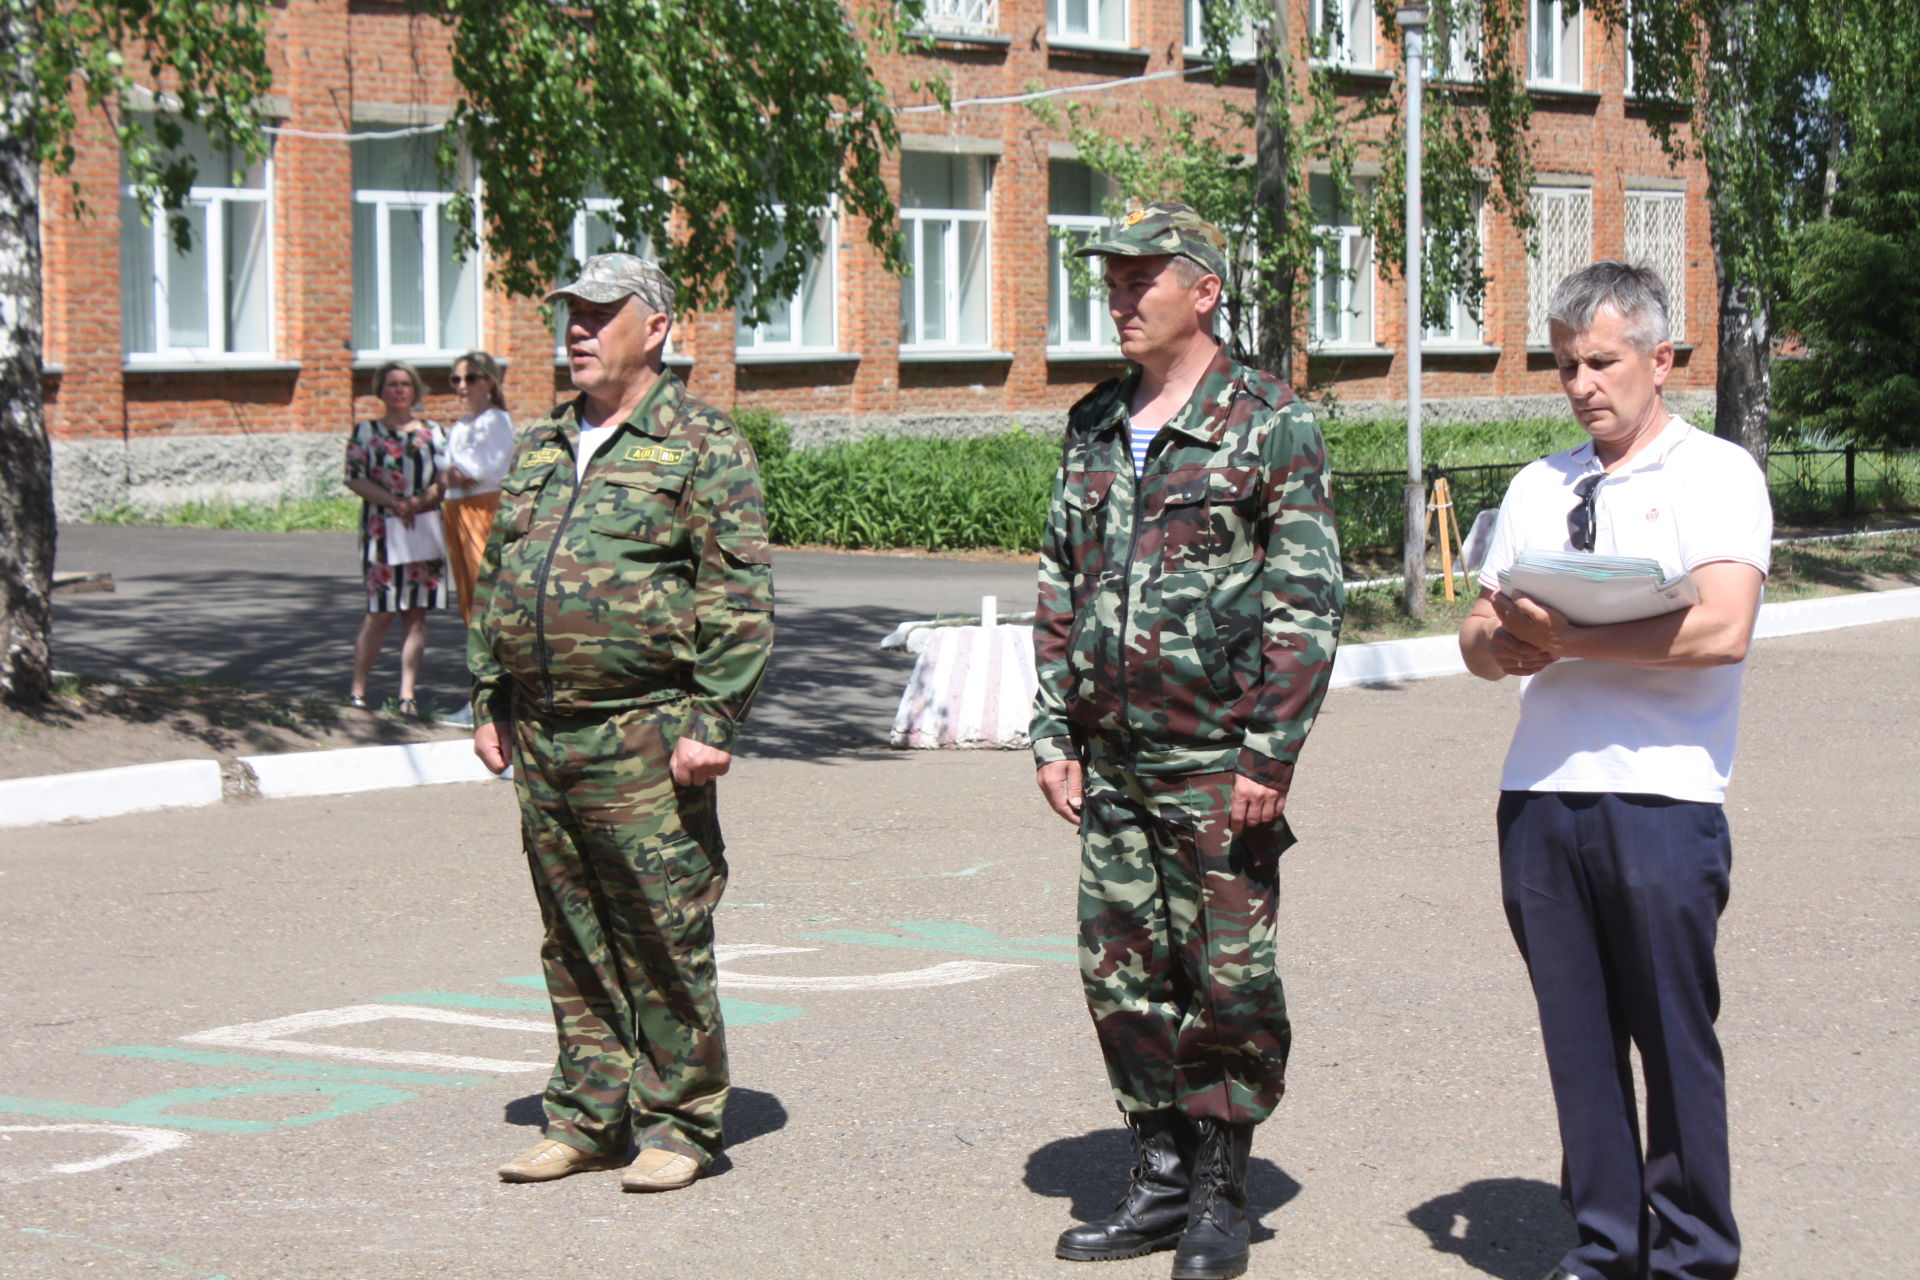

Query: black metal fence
left=1332, top=446, right=1920, bottom=564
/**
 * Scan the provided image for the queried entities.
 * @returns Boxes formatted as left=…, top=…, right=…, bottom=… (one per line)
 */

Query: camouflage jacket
left=1030, top=348, right=1343, bottom=797
left=467, top=372, right=774, bottom=751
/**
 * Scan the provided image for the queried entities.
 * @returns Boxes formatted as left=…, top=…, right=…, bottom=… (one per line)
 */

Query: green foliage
left=24, top=0, right=274, bottom=251
left=1774, top=92, right=1920, bottom=448
left=734, top=408, right=794, bottom=466
left=760, top=429, right=1060, bottom=553
left=437, top=0, right=917, bottom=316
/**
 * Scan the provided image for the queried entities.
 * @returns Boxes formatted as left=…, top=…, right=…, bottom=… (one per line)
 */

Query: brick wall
left=40, top=0, right=1715, bottom=463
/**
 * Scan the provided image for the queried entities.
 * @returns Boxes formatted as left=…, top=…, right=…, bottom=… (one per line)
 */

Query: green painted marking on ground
left=0, top=1079, right=417, bottom=1133
left=87, top=1045, right=484, bottom=1088
left=798, top=920, right=1077, bottom=964
left=18, top=1227, right=228, bottom=1279
left=721, top=997, right=805, bottom=1026
left=394, top=981, right=805, bottom=1027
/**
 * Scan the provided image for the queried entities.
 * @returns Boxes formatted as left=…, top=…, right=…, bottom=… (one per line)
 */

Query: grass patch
left=1324, top=417, right=1592, bottom=473
left=90, top=493, right=360, bottom=533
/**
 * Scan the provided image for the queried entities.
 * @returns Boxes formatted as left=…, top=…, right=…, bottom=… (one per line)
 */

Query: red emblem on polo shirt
left=1646, top=507, right=1661, bottom=521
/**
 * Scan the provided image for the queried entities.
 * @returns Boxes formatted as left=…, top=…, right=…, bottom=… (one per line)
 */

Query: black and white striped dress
left=345, top=418, right=449, bottom=613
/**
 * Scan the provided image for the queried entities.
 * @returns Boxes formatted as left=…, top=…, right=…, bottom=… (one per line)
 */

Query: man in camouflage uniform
left=469, top=253, right=774, bottom=1193
left=1031, top=203, right=1343, bottom=1280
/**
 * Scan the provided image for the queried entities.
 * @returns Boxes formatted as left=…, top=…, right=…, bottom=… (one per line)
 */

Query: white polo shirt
left=1478, top=416, right=1773, bottom=803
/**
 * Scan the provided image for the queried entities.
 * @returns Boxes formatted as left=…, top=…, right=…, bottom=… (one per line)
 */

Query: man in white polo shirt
left=1459, top=261, right=1771, bottom=1280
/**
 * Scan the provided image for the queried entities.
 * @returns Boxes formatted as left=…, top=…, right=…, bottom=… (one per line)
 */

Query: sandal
left=397, top=698, right=418, bottom=718
left=347, top=693, right=368, bottom=709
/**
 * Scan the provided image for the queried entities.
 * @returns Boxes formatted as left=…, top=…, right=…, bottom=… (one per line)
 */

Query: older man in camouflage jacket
left=469, top=253, right=774, bottom=1194
left=1031, top=203, right=1343, bottom=1280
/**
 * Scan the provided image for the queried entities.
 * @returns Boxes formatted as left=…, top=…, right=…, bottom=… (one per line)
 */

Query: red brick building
left=40, top=0, right=1712, bottom=514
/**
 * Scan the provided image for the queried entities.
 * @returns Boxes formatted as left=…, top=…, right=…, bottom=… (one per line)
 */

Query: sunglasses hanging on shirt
left=1567, top=473, right=1604, bottom=552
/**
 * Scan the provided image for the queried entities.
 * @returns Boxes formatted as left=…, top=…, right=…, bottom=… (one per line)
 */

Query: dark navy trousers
left=1498, top=790, right=1740, bottom=1280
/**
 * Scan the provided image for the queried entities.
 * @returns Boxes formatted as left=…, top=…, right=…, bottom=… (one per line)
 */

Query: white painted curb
left=0, top=759, right=223, bottom=829
left=1752, top=585, right=1920, bottom=639
left=1331, top=586, right=1920, bottom=689
left=239, top=737, right=502, bottom=799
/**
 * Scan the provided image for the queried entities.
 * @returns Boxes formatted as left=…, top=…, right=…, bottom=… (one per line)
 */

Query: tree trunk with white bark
left=1, top=1, right=55, bottom=707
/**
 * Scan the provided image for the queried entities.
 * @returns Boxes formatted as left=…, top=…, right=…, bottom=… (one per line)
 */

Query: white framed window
left=1309, top=173, right=1374, bottom=349
left=1528, top=0, right=1582, bottom=88
left=1046, top=162, right=1120, bottom=353
left=921, top=0, right=1000, bottom=38
left=1624, top=189, right=1687, bottom=341
left=1424, top=192, right=1486, bottom=346
left=899, top=153, right=993, bottom=351
left=119, top=123, right=273, bottom=359
left=1429, top=0, right=1483, bottom=82
left=1527, top=184, right=1593, bottom=345
left=551, top=198, right=652, bottom=357
left=737, top=212, right=836, bottom=353
left=351, top=128, right=481, bottom=356
left=1049, top=0, right=1126, bottom=46
left=1311, top=0, right=1375, bottom=69
left=1184, top=0, right=1256, bottom=59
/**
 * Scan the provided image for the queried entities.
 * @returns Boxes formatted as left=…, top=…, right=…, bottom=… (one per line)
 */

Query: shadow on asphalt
left=54, top=573, right=928, bottom=761
left=1404, top=1176, right=1571, bottom=1279
left=58, top=571, right=929, bottom=759
left=1022, top=1126, right=1301, bottom=1244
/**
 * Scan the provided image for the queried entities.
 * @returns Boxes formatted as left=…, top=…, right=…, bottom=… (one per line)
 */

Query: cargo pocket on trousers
left=661, top=835, right=727, bottom=954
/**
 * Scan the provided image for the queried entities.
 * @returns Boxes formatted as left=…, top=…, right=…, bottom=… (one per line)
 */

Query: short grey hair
left=1546, top=259, right=1671, bottom=353
left=1165, top=254, right=1223, bottom=332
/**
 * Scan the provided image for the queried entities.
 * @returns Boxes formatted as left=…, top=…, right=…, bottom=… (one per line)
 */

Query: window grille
left=922, top=0, right=999, bottom=37
left=1526, top=186, right=1592, bottom=346
left=1624, top=190, right=1687, bottom=341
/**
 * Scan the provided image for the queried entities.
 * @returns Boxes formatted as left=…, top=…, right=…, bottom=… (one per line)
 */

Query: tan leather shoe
left=497, top=1138, right=622, bottom=1183
left=620, top=1147, right=703, bottom=1192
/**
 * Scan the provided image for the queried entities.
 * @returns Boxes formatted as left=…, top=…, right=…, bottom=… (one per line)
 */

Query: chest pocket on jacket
left=592, top=472, right=689, bottom=550
left=1156, top=466, right=1260, bottom=575
left=1062, top=469, right=1117, bottom=583
left=497, top=467, right=552, bottom=541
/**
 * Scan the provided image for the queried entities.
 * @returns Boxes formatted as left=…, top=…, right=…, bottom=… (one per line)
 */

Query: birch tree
left=0, top=0, right=272, bottom=708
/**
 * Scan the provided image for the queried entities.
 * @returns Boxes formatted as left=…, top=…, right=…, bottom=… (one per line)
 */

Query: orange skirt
left=442, top=492, right=502, bottom=623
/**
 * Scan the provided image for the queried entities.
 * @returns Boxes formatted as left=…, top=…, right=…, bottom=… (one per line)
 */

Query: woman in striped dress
left=343, top=361, right=447, bottom=714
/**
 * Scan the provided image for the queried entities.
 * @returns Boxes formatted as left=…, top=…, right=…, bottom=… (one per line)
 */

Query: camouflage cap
left=545, top=252, right=677, bottom=316
left=1072, top=201, right=1232, bottom=284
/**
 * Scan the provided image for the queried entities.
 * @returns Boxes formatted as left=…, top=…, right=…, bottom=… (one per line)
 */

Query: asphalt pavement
left=50, top=524, right=1039, bottom=756
left=4, top=535, right=1916, bottom=1278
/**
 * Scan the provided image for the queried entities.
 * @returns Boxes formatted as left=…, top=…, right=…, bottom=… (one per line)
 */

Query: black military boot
left=1056, top=1110, right=1196, bottom=1261
left=1170, top=1119, right=1254, bottom=1280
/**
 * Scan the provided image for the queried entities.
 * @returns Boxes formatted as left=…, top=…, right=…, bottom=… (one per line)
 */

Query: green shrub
left=761, top=429, right=1060, bottom=553
left=734, top=407, right=793, bottom=465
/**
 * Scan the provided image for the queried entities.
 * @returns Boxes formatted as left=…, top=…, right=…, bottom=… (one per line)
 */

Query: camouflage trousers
left=509, top=696, right=729, bottom=1164
left=1078, top=757, right=1295, bottom=1126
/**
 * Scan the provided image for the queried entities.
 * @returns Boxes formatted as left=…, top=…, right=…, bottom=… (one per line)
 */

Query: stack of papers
left=1498, top=550, right=1699, bottom=626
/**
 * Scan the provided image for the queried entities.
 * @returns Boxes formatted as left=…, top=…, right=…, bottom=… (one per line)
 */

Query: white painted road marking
left=0, top=1123, right=191, bottom=1182
left=179, top=1005, right=550, bottom=1074
left=714, top=943, right=1032, bottom=991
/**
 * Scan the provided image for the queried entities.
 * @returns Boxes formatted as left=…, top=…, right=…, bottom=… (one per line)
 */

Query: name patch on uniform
left=522, top=447, right=563, bottom=466
left=624, top=445, right=687, bottom=465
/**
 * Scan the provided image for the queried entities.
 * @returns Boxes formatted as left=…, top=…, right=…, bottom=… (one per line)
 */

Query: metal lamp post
left=1396, top=5, right=1429, bottom=617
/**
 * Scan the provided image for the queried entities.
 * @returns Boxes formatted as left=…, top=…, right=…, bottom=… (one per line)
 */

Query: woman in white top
left=440, top=350, right=516, bottom=623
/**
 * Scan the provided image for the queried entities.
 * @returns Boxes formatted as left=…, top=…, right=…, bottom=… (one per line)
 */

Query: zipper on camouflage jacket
left=529, top=440, right=582, bottom=715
